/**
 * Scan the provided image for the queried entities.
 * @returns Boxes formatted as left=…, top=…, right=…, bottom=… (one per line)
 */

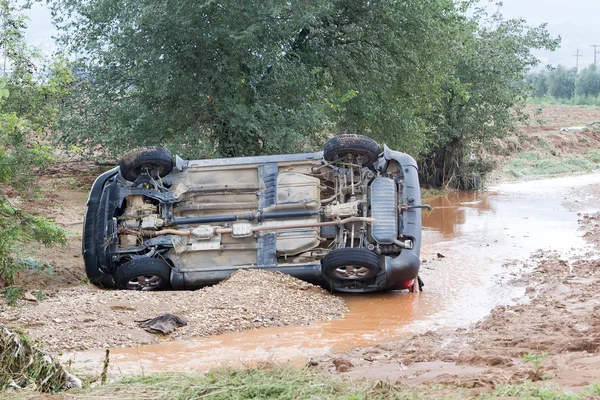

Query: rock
left=23, top=292, right=38, bottom=302
left=332, top=357, right=354, bottom=372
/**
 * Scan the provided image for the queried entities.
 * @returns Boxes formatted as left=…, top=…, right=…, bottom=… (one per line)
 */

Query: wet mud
left=61, top=174, right=600, bottom=386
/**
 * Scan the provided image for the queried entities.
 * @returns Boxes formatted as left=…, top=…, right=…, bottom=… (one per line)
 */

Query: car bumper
left=82, top=167, right=119, bottom=288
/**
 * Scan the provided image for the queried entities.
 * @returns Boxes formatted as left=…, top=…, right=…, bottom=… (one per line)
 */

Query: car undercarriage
left=83, top=135, right=426, bottom=292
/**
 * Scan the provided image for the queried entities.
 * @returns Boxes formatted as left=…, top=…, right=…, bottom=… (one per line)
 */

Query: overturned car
left=83, top=135, right=426, bottom=293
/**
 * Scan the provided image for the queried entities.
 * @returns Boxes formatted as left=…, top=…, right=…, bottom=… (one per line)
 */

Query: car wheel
left=323, top=134, right=379, bottom=166
left=115, top=258, right=171, bottom=290
left=119, top=146, right=173, bottom=182
left=321, top=248, right=380, bottom=281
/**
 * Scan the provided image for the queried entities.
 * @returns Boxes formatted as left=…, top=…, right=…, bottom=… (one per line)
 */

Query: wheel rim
left=331, top=265, right=372, bottom=280
left=126, top=275, right=163, bottom=290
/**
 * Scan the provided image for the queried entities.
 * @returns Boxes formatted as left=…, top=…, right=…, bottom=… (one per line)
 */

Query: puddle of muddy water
left=65, top=174, right=600, bottom=376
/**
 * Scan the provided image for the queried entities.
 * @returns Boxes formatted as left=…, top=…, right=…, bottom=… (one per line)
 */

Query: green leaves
left=419, top=6, right=559, bottom=188
left=0, top=81, right=9, bottom=99
left=49, top=0, right=557, bottom=189
left=530, top=64, right=600, bottom=100
left=0, top=0, right=68, bottom=287
left=50, top=0, right=472, bottom=158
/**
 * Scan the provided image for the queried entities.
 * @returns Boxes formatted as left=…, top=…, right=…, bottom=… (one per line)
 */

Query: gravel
left=0, top=270, right=347, bottom=353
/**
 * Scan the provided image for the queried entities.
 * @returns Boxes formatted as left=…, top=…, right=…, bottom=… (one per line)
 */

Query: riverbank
left=44, top=199, right=600, bottom=399
left=487, top=104, right=600, bottom=182
left=3, top=105, right=600, bottom=398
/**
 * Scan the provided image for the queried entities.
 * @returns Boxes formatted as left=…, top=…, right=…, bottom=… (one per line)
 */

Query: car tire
left=119, top=146, right=173, bottom=182
left=323, top=134, right=379, bottom=166
left=321, top=248, right=380, bottom=281
left=115, top=258, right=171, bottom=290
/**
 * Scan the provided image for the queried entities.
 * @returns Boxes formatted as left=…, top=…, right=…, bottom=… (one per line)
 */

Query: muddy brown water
left=66, top=174, right=600, bottom=376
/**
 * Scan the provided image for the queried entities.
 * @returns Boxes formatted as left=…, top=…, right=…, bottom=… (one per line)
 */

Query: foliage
left=418, top=6, right=559, bottom=188
left=0, top=0, right=68, bottom=287
left=50, top=0, right=471, bottom=159
left=526, top=95, right=600, bottom=107
left=53, top=366, right=600, bottom=399
left=527, top=63, right=600, bottom=102
left=3, top=284, right=23, bottom=305
left=521, top=351, right=548, bottom=366
left=575, top=64, right=600, bottom=98
left=493, top=380, right=600, bottom=400
left=526, top=69, right=549, bottom=98
left=546, top=65, right=577, bottom=99
left=505, top=149, right=600, bottom=178
left=70, top=366, right=418, bottom=399
left=49, top=0, right=558, bottom=189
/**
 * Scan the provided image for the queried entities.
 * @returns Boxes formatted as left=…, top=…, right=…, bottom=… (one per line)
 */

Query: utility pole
left=592, top=44, right=600, bottom=65
left=573, top=49, right=583, bottom=71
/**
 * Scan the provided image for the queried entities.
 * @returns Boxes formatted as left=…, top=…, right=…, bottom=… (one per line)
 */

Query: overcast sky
left=22, top=0, right=600, bottom=71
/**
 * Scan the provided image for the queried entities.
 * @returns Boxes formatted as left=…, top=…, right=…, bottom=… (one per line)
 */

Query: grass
left=505, top=151, right=600, bottom=178
left=587, top=149, right=600, bottom=163
left=57, top=367, right=421, bottom=400
left=521, top=351, right=548, bottom=366
left=5, top=365, right=593, bottom=400
left=526, top=95, right=600, bottom=107
left=3, top=285, right=24, bottom=305
left=490, top=380, right=600, bottom=400
left=421, top=187, right=448, bottom=200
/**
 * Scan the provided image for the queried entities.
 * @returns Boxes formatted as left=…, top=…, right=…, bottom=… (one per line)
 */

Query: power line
left=573, top=49, right=583, bottom=71
left=592, top=44, right=600, bottom=65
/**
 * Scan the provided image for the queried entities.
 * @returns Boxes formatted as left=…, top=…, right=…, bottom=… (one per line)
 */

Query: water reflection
left=423, top=191, right=495, bottom=236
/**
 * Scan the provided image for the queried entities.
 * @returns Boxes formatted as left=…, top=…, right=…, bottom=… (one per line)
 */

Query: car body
left=83, top=135, right=425, bottom=293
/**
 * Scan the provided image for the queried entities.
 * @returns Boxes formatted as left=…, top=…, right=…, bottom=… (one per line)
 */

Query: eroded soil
left=2, top=107, right=600, bottom=397
left=317, top=214, right=600, bottom=397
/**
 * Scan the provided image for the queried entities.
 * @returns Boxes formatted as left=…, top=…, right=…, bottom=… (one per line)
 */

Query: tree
left=526, top=69, right=549, bottom=98
left=53, top=0, right=334, bottom=158
left=50, top=0, right=558, bottom=189
left=419, top=7, right=559, bottom=188
left=575, top=64, right=600, bottom=98
left=547, top=65, right=576, bottom=99
left=51, top=0, right=478, bottom=159
left=0, top=0, right=67, bottom=287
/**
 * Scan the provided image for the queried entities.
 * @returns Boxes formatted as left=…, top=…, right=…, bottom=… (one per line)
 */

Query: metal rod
left=123, top=217, right=375, bottom=238
left=259, top=210, right=319, bottom=220
left=173, top=215, right=244, bottom=224
left=174, top=209, right=319, bottom=225
left=216, top=216, right=374, bottom=234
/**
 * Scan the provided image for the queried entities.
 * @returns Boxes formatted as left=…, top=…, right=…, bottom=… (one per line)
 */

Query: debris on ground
left=0, top=324, right=81, bottom=392
left=559, top=121, right=600, bottom=131
left=137, top=313, right=188, bottom=335
left=0, top=269, right=347, bottom=352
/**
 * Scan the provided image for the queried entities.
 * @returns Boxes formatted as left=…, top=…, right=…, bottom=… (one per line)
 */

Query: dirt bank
left=0, top=269, right=346, bottom=353
left=317, top=214, right=600, bottom=396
